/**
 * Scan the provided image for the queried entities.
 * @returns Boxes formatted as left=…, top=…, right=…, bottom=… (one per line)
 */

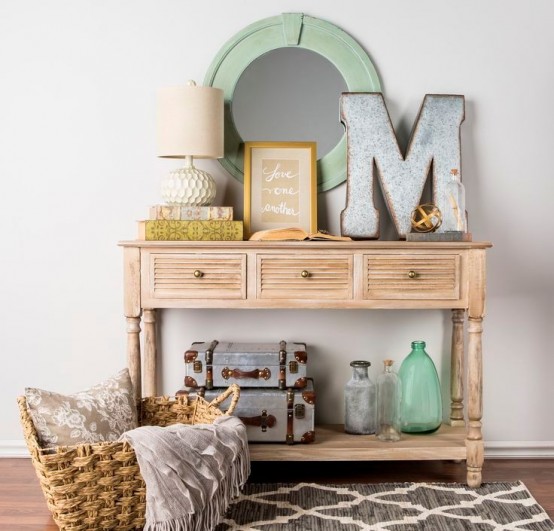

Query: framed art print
left=244, top=141, right=317, bottom=237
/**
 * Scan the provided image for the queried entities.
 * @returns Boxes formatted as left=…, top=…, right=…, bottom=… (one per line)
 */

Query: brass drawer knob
left=408, top=270, right=418, bottom=279
left=193, top=270, right=204, bottom=278
left=301, top=270, right=311, bottom=278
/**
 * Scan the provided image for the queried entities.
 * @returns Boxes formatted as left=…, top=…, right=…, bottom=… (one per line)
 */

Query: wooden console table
left=120, top=240, right=491, bottom=487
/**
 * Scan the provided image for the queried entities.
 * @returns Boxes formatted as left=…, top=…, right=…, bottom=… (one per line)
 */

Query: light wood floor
left=1, top=458, right=553, bottom=529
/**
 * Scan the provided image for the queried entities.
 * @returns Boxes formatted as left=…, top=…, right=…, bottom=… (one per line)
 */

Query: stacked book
left=138, top=205, right=243, bottom=241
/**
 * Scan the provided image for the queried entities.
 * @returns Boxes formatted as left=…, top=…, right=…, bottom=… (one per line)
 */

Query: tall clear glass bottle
left=344, top=360, right=376, bottom=434
left=398, top=341, right=442, bottom=434
left=445, top=168, right=467, bottom=232
left=376, top=360, right=401, bottom=442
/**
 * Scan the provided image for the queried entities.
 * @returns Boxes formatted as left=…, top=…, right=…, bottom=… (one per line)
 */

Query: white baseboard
left=1, top=439, right=554, bottom=459
left=1, top=440, right=29, bottom=458
left=484, top=441, right=554, bottom=459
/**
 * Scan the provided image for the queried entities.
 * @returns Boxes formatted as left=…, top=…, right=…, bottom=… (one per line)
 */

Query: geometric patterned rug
left=215, top=482, right=554, bottom=530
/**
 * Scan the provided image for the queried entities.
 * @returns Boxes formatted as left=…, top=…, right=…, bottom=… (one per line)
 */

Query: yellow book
left=138, top=220, right=243, bottom=241
left=248, top=227, right=351, bottom=242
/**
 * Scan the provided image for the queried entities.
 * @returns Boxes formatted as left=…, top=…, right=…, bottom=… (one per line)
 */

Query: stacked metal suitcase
left=181, top=340, right=315, bottom=444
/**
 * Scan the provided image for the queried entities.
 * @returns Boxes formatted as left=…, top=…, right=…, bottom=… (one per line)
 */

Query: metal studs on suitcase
left=184, top=340, right=308, bottom=390
left=195, top=378, right=316, bottom=444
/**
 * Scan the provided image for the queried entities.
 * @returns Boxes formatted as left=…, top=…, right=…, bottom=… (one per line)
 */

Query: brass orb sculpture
left=410, top=204, right=442, bottom=233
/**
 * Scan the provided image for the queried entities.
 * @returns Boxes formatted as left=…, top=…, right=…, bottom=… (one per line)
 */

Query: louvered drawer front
left=258, top=255, right=352, bottom=299
left=364, top=254, right=461, bottom=300
left=148, top=253, right=246, bottom=299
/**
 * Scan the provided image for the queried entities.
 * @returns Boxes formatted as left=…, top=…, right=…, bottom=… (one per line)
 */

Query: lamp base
left=161, top=164, right=216, bottom=206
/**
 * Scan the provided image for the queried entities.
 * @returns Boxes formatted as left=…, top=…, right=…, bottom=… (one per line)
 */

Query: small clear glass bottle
left=376, top=360, right=402, bottom=442
left=398, top=341, right=442, bottom=434
left=344, top=360, right=376, bottom=435
left=445, top=168, right=467, bottom=232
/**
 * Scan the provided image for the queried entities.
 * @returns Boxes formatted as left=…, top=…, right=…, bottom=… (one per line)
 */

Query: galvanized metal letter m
left=340, top=93, right=465, bottom=238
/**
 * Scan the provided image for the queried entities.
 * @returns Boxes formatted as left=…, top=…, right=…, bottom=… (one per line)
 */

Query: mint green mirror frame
left=204, top=13, right=382, bottom=192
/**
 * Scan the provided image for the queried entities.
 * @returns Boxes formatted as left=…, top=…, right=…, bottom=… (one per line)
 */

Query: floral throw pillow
left=25, top=368, right=138, bottom=449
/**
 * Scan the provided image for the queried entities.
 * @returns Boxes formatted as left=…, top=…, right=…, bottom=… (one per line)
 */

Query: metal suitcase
left=184, top=340, right=308, bottom=390
left=191, top=379, right=316, bottom=444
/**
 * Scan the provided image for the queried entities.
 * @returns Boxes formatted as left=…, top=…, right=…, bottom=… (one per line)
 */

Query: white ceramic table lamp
left=157, top=81, right=224, bottom=206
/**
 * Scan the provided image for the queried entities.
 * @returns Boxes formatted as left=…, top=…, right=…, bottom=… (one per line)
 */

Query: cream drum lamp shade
left=157, top=81, right=224, bottom=205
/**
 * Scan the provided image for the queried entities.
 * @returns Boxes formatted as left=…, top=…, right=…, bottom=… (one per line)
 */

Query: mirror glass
left=232, top=48, right=348, bottom=158
left=204, top=13, right=381, bottom=191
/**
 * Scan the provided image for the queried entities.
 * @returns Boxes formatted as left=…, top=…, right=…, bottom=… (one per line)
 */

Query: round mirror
left=232, top=48, right=348, bottom=158
left=204, top=13, right=381, bottom=192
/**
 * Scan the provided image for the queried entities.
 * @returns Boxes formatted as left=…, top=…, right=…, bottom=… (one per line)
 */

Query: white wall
left=1, top=0, right=553, bottom=454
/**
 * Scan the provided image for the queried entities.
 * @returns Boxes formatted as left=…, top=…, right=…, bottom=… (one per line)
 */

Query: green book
left=138, top=220, right=243, bottom=241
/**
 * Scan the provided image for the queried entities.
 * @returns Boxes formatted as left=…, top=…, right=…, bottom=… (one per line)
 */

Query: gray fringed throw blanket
left=121, top=416, right=250, bottom=531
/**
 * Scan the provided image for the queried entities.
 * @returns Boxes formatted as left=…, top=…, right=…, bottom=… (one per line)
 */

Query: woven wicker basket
left=18, top=384, right=240, bottom=531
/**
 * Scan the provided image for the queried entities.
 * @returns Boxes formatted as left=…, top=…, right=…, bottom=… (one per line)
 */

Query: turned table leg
left=143, top=309, right=158, bottom=397
left=467, top=316, right=484, bottom=487
left=124, top=246, right=142, bottom=401
left=450, top=309, right=465, bottom=426
left=466, top=250, right=486, bottom=488
left=126, top=316, right=142, bottom=401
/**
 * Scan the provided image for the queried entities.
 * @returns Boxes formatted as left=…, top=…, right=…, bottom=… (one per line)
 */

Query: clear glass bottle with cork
left=445, top=168, right=467, bottom=232
left=376, top=359, right=402, bottom=442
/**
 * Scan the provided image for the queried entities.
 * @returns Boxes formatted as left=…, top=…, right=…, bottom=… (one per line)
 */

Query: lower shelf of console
left=249, top=424, right=467, bottom=461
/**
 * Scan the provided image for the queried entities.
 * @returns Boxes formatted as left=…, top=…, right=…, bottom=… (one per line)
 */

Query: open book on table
left=248, top=227, right=351, bottom=242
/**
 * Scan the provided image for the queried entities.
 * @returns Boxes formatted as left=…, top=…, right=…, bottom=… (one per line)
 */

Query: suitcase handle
left=222, top=367, right=271, bottom=380
left=207, top=384, right=240, bottom=415
left=239, top=412, right=277, bottom=430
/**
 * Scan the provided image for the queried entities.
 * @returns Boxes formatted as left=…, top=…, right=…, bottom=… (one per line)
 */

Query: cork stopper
left=383, top=359, right=394, bottom=367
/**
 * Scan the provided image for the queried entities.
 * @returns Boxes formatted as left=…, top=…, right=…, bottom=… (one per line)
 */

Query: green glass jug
left=398, top=341, right=442, bottom=433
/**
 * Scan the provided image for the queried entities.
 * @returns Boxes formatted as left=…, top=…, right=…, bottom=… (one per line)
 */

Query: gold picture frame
left=244, top=141, right=317, bottom=238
